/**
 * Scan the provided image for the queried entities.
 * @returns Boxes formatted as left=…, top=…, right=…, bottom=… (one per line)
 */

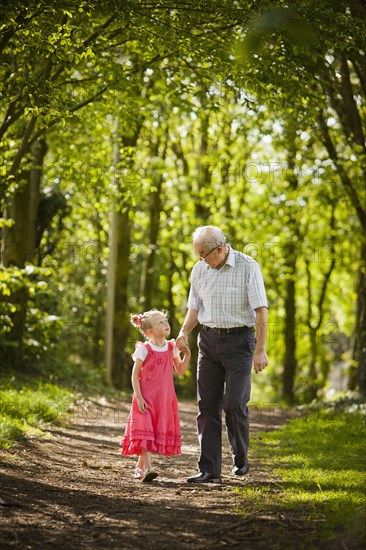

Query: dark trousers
left=196, top=328, right=255, bottom=475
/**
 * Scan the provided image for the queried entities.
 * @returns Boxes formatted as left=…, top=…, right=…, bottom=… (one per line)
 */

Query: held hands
left=253, top=349, right=268, bottom=374
left=180, top=343, right=191, bottom=356
left=174, top=336, right=191, bottom=376
left=176, top=334, right=190, bottom=357
left=136, top=395, right=148, bottom=414
left=176, top=334, right=189, bottom=351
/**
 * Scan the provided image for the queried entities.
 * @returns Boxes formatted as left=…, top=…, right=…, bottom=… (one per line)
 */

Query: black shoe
left=187, top=472, right=222, bottom=483
left=142, top=470, right=158, bottom=482
left=232, top=463, right=250, bottom=476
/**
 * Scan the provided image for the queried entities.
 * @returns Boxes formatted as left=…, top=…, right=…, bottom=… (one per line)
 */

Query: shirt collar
left=225, top=246, right=236, bottom=268
left=202, top=245, right=235, bottom=270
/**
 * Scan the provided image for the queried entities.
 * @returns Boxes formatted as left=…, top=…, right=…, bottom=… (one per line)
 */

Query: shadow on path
left=0, top=399, right=311, bottom=549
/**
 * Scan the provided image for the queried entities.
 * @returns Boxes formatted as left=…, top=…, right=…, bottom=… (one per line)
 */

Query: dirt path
left=0, top=399, right=305, bottom=549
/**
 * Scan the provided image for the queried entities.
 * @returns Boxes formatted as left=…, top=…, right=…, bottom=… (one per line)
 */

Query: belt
left=202, top=325, right=252, bottom=334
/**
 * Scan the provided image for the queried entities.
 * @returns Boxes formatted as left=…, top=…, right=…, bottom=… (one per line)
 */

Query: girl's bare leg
left=134, top=452, right=146, bottom=479
left=140, top=449, right=157, bottom=482
left=141, top=449, right=152, bottom=470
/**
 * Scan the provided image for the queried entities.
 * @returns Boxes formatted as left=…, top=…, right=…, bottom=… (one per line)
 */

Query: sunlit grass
left=0, top=378, right=77, bottom=449
left=235, top=410, right=366, bottom=548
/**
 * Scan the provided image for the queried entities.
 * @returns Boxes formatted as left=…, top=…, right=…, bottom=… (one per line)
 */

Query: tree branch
left=315, top=204, right=337, bottom=330
left=339, top=53, right=366, bottom=154
left=7, top=115, right=38, bottom=178
left=305, top=257, right=313, bottom=330
left=27, top=84, right=109, bottom=147
left=0, top=98, right=25, bottom=142
left=318, top=111, right=366, bottom=235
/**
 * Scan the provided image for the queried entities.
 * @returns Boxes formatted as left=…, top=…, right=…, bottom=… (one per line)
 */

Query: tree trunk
left=352, top=239, right=366, bottom=395
left=110, top=210, right=131, bottom=389
left=105, top=173, right=131, bottom=389
left=282, top=275, right=297, bottom=403
left=304, top=205, right=336, bottom=402
left=105, top=126, right=141, bottom=389
left=307, top=326, right=319, bottom=401
left=319, top=114, right=366, bottom=395
left=2, top=138, right=47, bottom=267
left=140, top=138, right=167, bottom=311
left=281, top=120, right=299, bottom=404
left=167, top=257, right=177, bottom=336
left=195, top=109, right=211, bottom=222
left=1, top=138, right=47, bottom=367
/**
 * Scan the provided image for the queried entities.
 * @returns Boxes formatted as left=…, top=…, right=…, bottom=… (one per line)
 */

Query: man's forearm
left=179, top=308, right=199, bottom=338
left=255, top=306, right=268, bottom=351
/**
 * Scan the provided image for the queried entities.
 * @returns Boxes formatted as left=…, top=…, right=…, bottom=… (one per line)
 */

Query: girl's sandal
left=142, top=468, right=158, bottom=482
left=134, top=467, right=145, bottom=479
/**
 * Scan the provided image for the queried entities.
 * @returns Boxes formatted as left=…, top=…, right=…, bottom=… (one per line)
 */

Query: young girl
left=121, top=309, right=190, bottom=482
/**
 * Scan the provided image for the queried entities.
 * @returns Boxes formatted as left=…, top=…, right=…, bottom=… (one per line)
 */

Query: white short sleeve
left=131, top=340, right=180, bottom=362
left=132, top=343, right=148, bottom=362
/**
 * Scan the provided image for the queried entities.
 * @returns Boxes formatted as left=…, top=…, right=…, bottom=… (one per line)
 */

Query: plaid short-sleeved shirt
left=187, top=247, right=268, bottom=328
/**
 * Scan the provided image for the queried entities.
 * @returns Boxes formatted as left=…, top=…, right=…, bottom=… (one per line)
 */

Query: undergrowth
left=0, top=379, right=76, bottom=449
left=0, top=359, right=124, bottom=449
left=236, top=408, right=366, bottom=549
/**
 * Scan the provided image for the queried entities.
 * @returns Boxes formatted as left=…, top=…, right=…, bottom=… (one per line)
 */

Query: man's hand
left=176, top=310, right=199, bottom=351
left=253, top=350, right=268, bottom=374
left=176, top=333, right=189, bottom=351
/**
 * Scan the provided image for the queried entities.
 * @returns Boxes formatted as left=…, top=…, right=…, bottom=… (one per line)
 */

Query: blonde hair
left=130, top=309, right=167, bottom=337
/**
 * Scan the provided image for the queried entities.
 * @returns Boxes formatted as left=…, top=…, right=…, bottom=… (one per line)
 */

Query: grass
left=0, top=377, right=78, bottom=449
left=1, top=361, right=365, bottom=549
left=235, top=408, right=366, bottom=549
left=0, top=356, right=130, bottom=450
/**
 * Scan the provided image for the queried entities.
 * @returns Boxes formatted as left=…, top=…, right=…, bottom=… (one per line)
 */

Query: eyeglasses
left=198, top=245, right=221, bottom=261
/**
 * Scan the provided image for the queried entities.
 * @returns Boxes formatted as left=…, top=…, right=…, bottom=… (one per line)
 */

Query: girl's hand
left=180, top=344, right=191, bottom=356
left=136, top=396, right=148, bottom=414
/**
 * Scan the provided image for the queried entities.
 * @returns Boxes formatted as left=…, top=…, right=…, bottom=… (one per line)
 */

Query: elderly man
left=177, top=225, right=268, bottom=483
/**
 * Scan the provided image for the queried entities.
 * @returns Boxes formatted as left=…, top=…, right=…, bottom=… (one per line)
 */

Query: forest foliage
left=0, top=0, right=365, bottom=404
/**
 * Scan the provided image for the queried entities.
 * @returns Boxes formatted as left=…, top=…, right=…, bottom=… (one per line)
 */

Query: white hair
left=192, top=225, right=226, bottom=247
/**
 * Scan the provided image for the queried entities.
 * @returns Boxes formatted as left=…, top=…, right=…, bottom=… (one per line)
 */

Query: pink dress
left=121, top=340, right=182, bottom=456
